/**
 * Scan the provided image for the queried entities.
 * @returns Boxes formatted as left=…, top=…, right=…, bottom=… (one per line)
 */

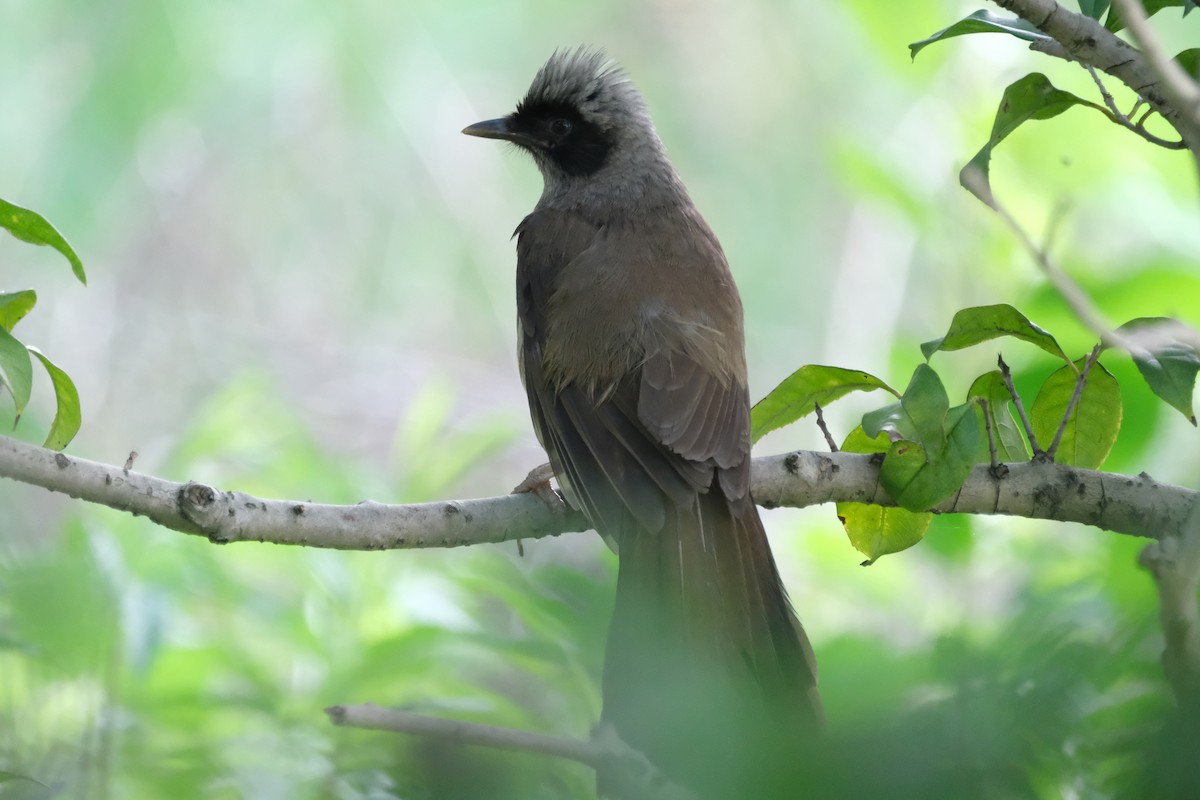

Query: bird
left=463, top=49, right=821, bottom=798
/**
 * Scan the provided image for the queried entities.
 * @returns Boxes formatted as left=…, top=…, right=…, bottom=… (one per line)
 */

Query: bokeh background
left=2, top=0, right=1199, bottom=797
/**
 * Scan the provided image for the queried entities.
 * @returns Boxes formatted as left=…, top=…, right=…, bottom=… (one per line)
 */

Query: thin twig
left=1046, top=344, right=1103, bottom=461
left=992, top=201, right=1117, bottom=349
left=998, top=355, right=1043, bottom=456
left=1110, top=0, right=1200, bottom=158
left=1084, top=64, right=1188, bottom=150
left=1087, top=64, right=1123, bottom=117
left=327, top=704, right=597, bottom=763
left=979, top=151, right=1200, bottom=381
left=813, top=402, right=839, bottom=452
left=1042, top=198, right=1071, bottom=258
left=994, top=0, right=1181, bottom=133
left=1129, top=121, right=1186, bottom=150
left=325, top=705, right=701, bottom=800
left=1038, top=23, right=1182, bottom=149
left=976, top=397, right=1000, bottom=470
left=982, top=192, right=1150, bottom=356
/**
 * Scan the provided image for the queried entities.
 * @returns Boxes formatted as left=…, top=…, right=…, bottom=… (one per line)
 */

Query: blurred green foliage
left=2, top=378, right=606, bottom=799
left=1, top=0, right=1199, bottom=797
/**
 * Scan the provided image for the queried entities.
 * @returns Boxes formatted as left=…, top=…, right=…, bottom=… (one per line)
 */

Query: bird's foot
left=511, top=462, right=563, bottom=508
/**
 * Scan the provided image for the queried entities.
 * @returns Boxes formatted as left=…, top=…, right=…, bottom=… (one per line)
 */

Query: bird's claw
left=511, top=462, right=563, bottom=508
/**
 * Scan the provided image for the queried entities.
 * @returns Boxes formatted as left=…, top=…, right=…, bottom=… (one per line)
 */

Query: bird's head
left=463, top=49, right=676, bottom=205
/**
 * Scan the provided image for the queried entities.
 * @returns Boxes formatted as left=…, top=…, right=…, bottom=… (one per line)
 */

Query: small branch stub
left=178, top=481, right=232, bottom=542
left=813, top=402, right=839, bottom=452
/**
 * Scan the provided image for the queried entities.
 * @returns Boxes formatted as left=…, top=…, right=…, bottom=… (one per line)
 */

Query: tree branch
left=1, top=435, right=1195, bottom=548
left=992, top=0, right=1200, bottom=166
left=326, top=704, right=597, bottom=763
left=1139, top=501, right=1200, bottom=711
left=326, top=705, right=700, bottom=800
left=0, top=434, right=587, bottom=548
left=1109, top=0, right=1200, bottom=157
left=1083, top=64, right=1188, bottom=150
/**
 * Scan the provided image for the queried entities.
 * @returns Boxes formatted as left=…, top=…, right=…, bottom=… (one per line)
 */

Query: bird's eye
left=550, top=118, right=573, bottom=136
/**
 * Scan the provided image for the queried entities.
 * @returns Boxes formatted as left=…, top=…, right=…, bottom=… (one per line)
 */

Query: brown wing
left=515, top=209, right=680, bottom=535
left=516, top=207, right=753, bottom=533
left=638, top=348, right=752, bottom=501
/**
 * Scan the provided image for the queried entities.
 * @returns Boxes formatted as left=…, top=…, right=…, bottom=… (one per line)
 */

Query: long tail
left=600, top=486, right=821, bottom=798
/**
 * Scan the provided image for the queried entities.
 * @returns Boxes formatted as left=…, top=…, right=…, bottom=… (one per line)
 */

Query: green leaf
left=909, top=10, right=1049, bottom=59
left=750, top=365, right=896, bottom=443
left=842, top=424, right=890, bottom=456
left=960, top=74, right=1109, bottom=209
left=921, top=303, right=1072, bottom=364
left=0, top=290, right=37, bottom=332
left=28, top=347, right=82, bottom=450
left=837, top=425, right=933, bottom=562
left=1176, top=48, right=1200, bottom=79
left=0, top=327, right=33, bottom=419
left=861, top=401, right=916, bottom=441
left=880, top=403, right=980, bottom=512
left=900, top=364, right=950, bottom=449
left=1030, top=359, right=1122, bottom=468
left=1078, top=0, right=1111, bottom=19
left=839, top=502, right=934, bottom=563
left=1105, top=0, right=1196, bottom=33
left=1116, top=317, right=1200, bottom=425
left=967, top=371, right=1031, bottom=462
left=0, top=197, right=86, bottom=284
left=879, top=439, right=930, bottom=506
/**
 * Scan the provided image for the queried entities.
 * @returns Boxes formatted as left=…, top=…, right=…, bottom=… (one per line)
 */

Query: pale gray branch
left=1140, top=501, right=1200, bottom=710
left=0, top=434, right=587, bottom=549
left=1, top=435, right=1195, bottom=548
left=753, top=451, right=1197, bottom=540
left=991, top=0, right=1160, bottom=107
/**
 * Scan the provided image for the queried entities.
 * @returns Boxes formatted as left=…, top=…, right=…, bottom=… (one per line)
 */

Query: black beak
left=462, top=117, right=515, bottom=140
left=462, top=116, right=542, bottom=150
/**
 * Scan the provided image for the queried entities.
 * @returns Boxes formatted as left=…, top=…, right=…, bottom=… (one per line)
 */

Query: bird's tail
left=599, top=486, right=821, bottom=797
